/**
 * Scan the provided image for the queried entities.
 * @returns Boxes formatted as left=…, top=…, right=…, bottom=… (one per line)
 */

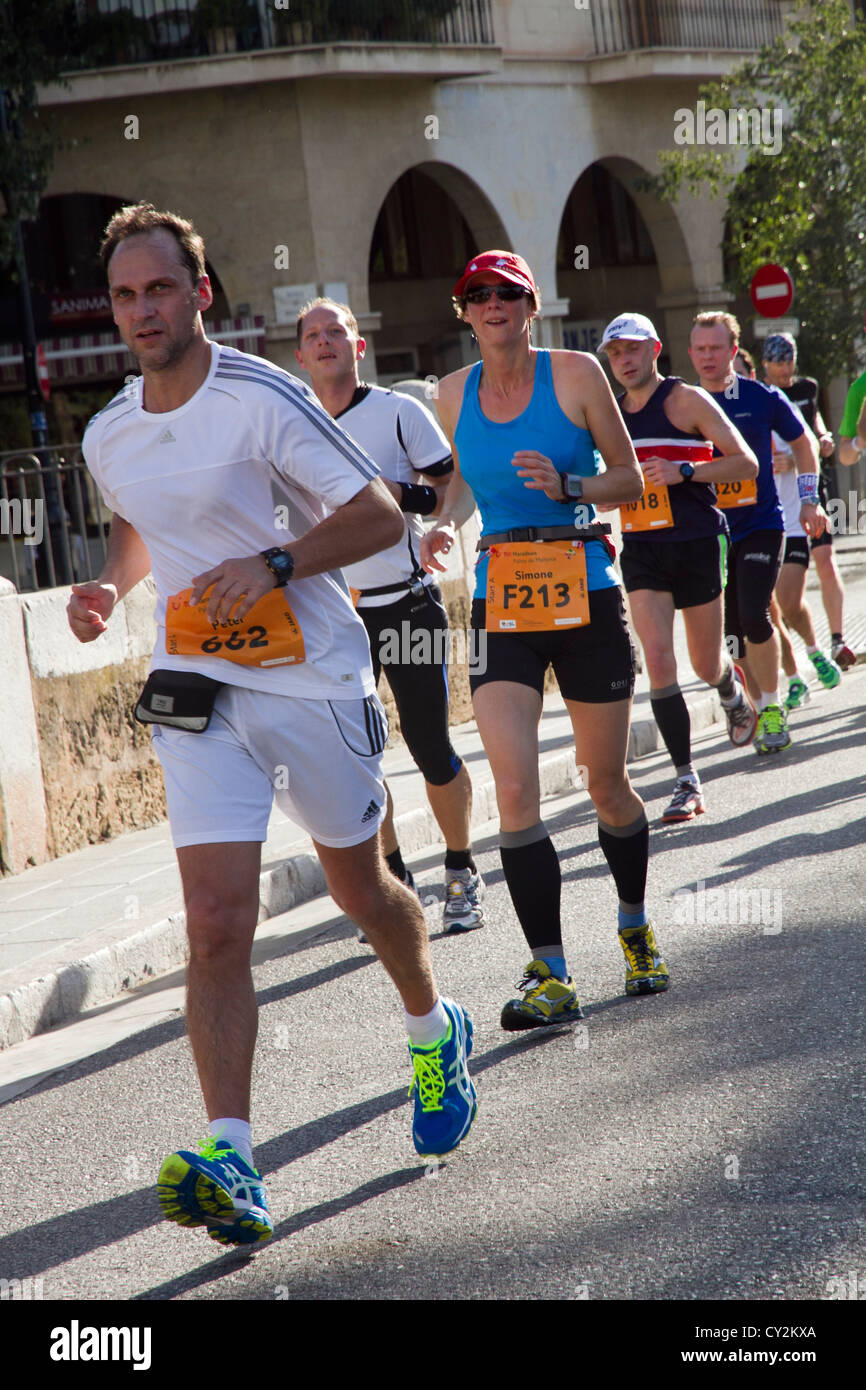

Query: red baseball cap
left=453, top=250, right=536, bottom=300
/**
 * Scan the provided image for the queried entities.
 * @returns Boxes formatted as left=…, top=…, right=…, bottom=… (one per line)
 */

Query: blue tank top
left=454, top=350, right=619, bottom=599
left=620, top=377, right=726, bottom=543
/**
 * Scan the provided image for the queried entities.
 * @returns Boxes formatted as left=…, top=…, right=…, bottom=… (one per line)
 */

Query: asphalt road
left=1, top=576, right=865, bottom=1349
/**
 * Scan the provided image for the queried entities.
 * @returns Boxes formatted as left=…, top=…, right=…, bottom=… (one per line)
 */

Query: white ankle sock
left=209, top=1117, right=253, bottom=1168
left=405, top=998, right=449, bottom=1046
left=758, top=691, right=780, bottom=711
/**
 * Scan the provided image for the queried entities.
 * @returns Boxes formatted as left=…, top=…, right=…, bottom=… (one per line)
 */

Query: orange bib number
left=621, top=484, right=673, bottom=531
left=165, top=586, right=306, bottom=667
left=716, top=477, right=757, bottom=508
left=486, top=541, right=590, bottom=632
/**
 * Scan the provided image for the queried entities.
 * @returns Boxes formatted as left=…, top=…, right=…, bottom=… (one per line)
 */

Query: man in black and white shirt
left=296, top=298, right=484, bottom=933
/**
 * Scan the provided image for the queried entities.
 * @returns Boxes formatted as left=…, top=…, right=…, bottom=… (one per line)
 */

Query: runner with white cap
left=598, top=312, right=759, bottom=822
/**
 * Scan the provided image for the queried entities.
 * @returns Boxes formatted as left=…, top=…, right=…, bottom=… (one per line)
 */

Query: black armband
left=399, top=482, right=438, bottom=516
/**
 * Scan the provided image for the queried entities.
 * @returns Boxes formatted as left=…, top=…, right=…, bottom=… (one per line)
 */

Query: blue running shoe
left=157, top=1137, right=273, bottom=1246
left=408, top=997, right=477, bottom=1157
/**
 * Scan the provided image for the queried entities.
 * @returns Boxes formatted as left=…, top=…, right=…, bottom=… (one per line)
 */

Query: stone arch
left=366, top=161, right=510, bottom=381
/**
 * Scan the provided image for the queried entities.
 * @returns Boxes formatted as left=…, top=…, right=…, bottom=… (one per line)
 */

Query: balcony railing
left=591, top=0, right=785, bottom=54
left=61, top=0, right=495, bottom=73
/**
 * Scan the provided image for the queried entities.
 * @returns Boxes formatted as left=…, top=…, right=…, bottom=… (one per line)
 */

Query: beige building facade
left=29, top=0, right=801, bottom=394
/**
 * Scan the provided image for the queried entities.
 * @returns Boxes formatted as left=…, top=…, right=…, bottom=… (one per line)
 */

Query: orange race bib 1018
left=165, top=586, right=306, bottom=667
left=716, top=477, right=757, bottom=508
left=486, top=541, right=590, bottom=632
left=620, top=484, right=674, bottom=531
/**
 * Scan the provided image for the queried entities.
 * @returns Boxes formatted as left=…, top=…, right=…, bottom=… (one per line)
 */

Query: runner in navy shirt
left=689, top=311, right=824, bottom=755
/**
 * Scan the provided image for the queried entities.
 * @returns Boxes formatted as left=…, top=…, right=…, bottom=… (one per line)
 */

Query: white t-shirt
left=83, top=342, right=381, bottom=699
left=335, top=385, right=452, bottom=607
left=770, top=389, right=808, bottom=538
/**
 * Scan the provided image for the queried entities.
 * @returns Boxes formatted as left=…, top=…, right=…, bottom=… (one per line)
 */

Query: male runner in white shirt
left=67, top=204, right=477, bottom=1247
left=295, top=298, right=483, bottom=933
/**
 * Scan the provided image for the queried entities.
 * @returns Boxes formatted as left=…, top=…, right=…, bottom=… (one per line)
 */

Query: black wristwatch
left=261, top=546, right=295, bottom=586
left=559, top=472, right=584, bottom=502
left=679, top=462, right=695, bottom=481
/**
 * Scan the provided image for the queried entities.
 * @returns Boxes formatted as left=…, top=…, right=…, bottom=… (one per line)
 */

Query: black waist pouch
left=134, top=669, right=225, bottom=733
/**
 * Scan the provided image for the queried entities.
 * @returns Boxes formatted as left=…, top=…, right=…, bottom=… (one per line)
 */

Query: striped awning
left=0, top=316, right=267, bottom=389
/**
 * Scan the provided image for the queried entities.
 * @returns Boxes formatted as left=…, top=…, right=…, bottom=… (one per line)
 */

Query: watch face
left=567, top=476, right=583, bottom=497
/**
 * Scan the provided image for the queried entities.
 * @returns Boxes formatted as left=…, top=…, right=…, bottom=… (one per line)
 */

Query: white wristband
left=797, top=472, right=819, bottom=501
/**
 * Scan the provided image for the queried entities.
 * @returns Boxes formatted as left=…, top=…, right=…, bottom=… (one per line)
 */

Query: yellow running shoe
left=619, top=922, right=669, bottom=996
left=500, top=959, right=583, bottom=1031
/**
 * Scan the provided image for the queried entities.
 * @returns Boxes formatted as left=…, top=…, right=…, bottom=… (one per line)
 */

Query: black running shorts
left=620, top=533, right=728, bottom=609
left=783, top=536, right=810, bottom=568
left=469, top=583, right=635, bottom=703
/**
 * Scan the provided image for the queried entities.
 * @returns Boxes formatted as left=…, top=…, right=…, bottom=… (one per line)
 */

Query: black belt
left=357, top=570, right=429, bottom=598
left=477, top=523, right=612, bottom=551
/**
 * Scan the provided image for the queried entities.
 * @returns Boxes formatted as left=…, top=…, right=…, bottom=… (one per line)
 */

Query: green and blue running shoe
left=753, top=703, right=792, bottom=755
left=409, top=997, right=477, bottom=1157
left=809, top=650, right=842, bottom=689
left=785, top=676, right=810, bottom=711
left=500, top=959, right=583, bottom=1031
left=157, top=1137, right=273, bottom=1247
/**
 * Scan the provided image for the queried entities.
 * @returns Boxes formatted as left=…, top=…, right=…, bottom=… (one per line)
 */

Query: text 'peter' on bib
left=715, top=476, right=757, bottom=508
left=486, top=540, right=589, bottom=632
left=165, top=586, right=306, bottom=667
left=620, top=482, right=674, bottom=531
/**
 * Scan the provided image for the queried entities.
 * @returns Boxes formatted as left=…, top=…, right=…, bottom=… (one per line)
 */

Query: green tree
left=0, top=0, right=75, bottom=269
left=642, top=0, right=866, bottom=384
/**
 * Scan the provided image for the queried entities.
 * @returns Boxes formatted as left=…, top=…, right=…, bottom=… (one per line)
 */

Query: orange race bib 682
left=620, top=484, right=674, bottom=531
left=486, top=541, right=590, bottom=632
left=165, top=586, right=306, bottom=667
left=716, top=477, right=757, bottom=509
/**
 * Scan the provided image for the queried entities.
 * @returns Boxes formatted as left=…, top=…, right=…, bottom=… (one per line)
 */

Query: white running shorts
left=150, top=684, right=388, bottom=849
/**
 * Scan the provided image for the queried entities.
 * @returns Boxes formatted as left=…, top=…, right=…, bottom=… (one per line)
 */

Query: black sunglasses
left=464, top=285, right=528, bottom=304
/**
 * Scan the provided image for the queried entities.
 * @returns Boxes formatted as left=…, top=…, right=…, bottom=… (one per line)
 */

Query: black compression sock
left=499, top=824, right=562, bottom=954
left=715, top=658, right=736, bottom=702
left=386, top=848, right=407, bottom=881
left=649, top=684, right=691, bottom=770
left=597, top=812, right=649, bottom=909
left=444, top=849, right=475, bottom=873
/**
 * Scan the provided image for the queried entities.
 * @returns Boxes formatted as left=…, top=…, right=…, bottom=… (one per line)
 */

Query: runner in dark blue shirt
left=689, top=312, right=824, bottom=755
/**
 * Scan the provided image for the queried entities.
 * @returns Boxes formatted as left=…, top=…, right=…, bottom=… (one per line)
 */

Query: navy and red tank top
left=619, top=376, right=727, bottom=543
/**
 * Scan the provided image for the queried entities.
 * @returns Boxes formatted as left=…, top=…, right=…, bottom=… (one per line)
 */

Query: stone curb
left=0, top=689, right=739, bottom=1051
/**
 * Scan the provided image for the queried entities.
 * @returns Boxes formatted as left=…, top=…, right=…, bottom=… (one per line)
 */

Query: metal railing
left=591, top=0, right=784, bottom=54
left=61, top=0, right=495, bottom=72
left=0, top=447, right=109, bottom=593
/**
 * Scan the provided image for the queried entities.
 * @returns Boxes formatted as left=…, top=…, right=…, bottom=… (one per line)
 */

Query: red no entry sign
left=37, top=344, right=51, bottom=401
left=750, top=264, right=794, bottom=318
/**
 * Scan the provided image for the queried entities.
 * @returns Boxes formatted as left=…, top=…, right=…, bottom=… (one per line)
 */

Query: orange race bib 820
left=165, top=586, right=306, bottom=667
left=716, top=477, right=757, bottom=508
left=486, top=541, right=590, bottom=632
left=620, top=484, right=674, bottom=531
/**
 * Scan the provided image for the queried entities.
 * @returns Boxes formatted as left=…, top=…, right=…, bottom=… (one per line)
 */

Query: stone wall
left=0, top=514, right=481, bottom=876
